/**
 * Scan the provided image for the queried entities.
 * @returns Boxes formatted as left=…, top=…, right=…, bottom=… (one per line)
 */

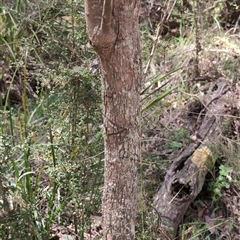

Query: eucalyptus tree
left=84, top=0, right=141, bottom=239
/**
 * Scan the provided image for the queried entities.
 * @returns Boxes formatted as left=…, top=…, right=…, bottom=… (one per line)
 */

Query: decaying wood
left=153, top=80, right=231, bottom=239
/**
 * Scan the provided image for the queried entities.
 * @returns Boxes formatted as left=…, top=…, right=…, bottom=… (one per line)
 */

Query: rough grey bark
left=84, top=1, right=141, bottom=239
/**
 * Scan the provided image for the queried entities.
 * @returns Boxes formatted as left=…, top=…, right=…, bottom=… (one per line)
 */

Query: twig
left=144, top=0, right=177, bottom=76
left=233, top=14, right=240, bottom=34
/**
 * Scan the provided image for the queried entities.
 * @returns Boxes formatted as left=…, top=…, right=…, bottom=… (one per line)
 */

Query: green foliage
left=208, top=165, right=232, bottom=201
left=0, top=0, right=103, bottom=239
left=179, top=218, right=233, bottom=240
left=141, top=68, right=181, bottom=113
left=0, top=69, right=103, bottom=239
left=0, top=3, right=20, bottom=62
left=168, top=127, right=190, bottom=150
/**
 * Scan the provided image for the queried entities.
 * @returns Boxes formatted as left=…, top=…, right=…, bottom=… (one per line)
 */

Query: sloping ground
left=153, top=80, right=240, bottom=239
left=141, top=30, right=240, bottom=239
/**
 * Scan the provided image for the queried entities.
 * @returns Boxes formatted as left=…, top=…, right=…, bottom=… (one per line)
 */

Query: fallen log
left=153, top=80, right=231, bottom=239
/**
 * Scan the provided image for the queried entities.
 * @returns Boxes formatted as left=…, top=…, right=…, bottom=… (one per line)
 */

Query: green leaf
left=213, top=187, right=221, bottom=196
left=219, top=165, right=231, bottom=176
left=141, top=87, right=176, bottom=113
left=141, top=78, right=173, bottom=102
left=141, top=67, right=181, bottom=95
left=169, top=141, right=183, bottom=149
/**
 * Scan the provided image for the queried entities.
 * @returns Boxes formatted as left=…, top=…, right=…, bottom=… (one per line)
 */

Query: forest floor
left=140, top=28, right=240, bottom=239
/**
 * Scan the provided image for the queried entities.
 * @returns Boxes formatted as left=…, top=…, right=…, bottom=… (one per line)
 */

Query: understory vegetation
left=0, top=0, right=240, bottom=239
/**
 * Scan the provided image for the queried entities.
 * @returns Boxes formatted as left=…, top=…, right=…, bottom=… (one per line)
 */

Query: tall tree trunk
left=84, top=1, right=141, bottom=239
